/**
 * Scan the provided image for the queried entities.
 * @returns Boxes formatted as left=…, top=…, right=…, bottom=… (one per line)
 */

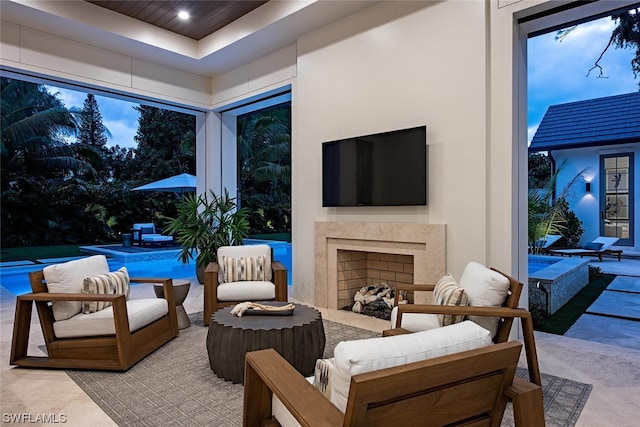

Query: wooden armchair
left=383, top=264, right=542, bottom=386
left=10, top=259, right=178, bottom=371
left=203, top=244, right=288, bottom=325
left=244, top=342, right=545, bottom=427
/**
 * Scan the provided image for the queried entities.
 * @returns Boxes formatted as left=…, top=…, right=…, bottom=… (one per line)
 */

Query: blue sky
left=46, top=87, right=140, bottom=149
left=528, top=15, right=638, bottom=143
left=47, top=14, right=638, bottom=149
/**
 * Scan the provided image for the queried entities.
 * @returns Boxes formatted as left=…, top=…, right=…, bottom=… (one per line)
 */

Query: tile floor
left=2, top=264, right=640, bottom=426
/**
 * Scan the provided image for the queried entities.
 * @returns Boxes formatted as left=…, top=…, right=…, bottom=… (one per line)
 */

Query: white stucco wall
left=292, top=1, right=488, bottom=302
left=212, top=0, right=537, bottom=304
left=552, top=144, right=640, bottom=252
left=0, top=20, right=212, bottom=110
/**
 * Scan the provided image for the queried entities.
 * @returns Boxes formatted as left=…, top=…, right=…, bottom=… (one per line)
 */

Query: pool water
left=528, top=258, right=560, bottom=275
left=0, top=240, right=293, bottom=296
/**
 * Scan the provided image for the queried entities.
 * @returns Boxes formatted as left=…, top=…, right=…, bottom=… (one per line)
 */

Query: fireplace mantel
left=314, top=222, right=446, bottom=309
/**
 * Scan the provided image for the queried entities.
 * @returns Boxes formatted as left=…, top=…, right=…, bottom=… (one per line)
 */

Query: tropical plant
left=0, top=78, right=95, bottom=180
left=162, top=190, right=250, bottom=281
left=528, top=153, right=552, bottom=189
left=130, top=105, right=196, bottom=182
left=528, top=161, right=585, bottom=254
left=237, top=104, right=291, bottom=235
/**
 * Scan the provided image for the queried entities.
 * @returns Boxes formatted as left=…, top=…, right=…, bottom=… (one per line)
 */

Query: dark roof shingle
left=529, top=91, right=640, bottom=152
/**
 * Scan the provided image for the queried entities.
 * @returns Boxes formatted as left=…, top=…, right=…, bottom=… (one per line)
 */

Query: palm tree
left=0, top=78, right=96, bottom=180
left=237, top=105, right=291, bottom=235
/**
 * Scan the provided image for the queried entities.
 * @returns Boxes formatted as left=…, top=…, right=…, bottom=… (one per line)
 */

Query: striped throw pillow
left=222, top=256, right=267, bottom=283
left=313, top=357, right=335, bottom=399
left=432, top=274, right=468, bottom=326
left=82, top=267, right=130, bottom=314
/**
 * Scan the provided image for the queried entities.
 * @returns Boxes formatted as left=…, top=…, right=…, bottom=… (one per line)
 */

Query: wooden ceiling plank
left=85, top=0, right=268, bottom=41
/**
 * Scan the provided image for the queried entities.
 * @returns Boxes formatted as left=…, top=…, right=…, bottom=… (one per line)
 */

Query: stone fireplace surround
left=315, top=222, right=446, bottom=310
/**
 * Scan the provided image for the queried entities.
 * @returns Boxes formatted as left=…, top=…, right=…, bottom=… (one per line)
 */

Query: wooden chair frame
left=383, top=267, right=542, bottom=386
left=243, top=342, right=545, bottom=427
left=10, top=271, right=179, bottom=371
left=203, top=250, right=288, bottom=326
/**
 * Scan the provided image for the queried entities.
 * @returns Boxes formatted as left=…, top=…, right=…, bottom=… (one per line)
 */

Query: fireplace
left=315, top=222, right=446, bottom=310
left=337, top=250, right=414, bottom=310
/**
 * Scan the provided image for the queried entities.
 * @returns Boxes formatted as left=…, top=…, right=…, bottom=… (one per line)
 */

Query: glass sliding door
left=601, top=153, right=634, bottom=246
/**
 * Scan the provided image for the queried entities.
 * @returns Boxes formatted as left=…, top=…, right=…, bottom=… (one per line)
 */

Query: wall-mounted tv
left=322, top=126, right=427, bottom=207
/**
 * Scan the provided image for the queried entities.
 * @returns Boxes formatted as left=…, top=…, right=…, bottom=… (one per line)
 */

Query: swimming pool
left=528, top=257, right=561, bottom=275
left=0, top=240, right=292, bottom=296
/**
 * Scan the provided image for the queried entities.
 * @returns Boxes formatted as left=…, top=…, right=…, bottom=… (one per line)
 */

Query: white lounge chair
left=548, top=236, right=622, bottom=261
left=530, top=234, right=562, bottom=253
left=131, top=223, right=174, bottom=246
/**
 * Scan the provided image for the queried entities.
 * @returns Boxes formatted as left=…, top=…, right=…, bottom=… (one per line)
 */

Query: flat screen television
left=322, top=126, right=427, bottom=207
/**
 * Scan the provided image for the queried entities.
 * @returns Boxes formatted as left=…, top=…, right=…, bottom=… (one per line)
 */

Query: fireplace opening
left=337, top=250, right=414, bottom=320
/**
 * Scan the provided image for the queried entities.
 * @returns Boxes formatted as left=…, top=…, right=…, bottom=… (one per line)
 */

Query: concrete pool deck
left=564, top=255, right=640, bottom=350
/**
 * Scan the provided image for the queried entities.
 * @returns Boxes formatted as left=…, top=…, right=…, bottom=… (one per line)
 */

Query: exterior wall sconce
left=586, top=182, right=591, bottom=193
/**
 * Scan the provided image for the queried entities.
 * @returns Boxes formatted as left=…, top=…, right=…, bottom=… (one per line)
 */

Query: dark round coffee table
left=206, top=303, right=325, bottom=384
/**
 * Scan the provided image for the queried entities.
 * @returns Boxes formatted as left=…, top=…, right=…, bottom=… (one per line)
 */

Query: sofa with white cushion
left=244, top=320, right=545, bottom=426
left=10, top=255, right=179, bottom=371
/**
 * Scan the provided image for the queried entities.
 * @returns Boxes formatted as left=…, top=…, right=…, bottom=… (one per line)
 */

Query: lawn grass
left=534, top=272, right=615, bottom=335
left=0, top=244, right=89, bottom=262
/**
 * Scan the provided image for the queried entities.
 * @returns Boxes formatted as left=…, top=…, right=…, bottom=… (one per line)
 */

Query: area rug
left=66, top=314, right=592, bottom=427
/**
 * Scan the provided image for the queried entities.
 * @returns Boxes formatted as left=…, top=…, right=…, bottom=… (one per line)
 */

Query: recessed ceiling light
left=178, top=11, right=190, bottom=20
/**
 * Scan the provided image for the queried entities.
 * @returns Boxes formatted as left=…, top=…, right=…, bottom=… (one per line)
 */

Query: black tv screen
left=322, top=126, right=427, bottom=207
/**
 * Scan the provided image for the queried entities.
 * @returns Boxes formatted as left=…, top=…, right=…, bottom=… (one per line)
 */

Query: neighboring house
left=529, top=92, right=640, bottom=252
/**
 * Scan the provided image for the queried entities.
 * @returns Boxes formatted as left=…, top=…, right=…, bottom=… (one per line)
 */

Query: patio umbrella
left=131, top=173, right=196, bottom=195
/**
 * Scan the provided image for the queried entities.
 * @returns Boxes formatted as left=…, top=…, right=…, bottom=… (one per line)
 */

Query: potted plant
left=162, top=189, right=250, bottom=283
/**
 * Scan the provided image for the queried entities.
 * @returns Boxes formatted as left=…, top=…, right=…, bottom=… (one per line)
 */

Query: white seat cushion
left=43, top=255, right=110, bottom=321
left=389, top=305, right=441, bottom=332
left=141, top=234, right=172, bottom=242
left=53, top=298, right=168, bottom=338
left=458, top=262, right=510, bottom=337
left=272, top=377, right=315, bottom=427
left=216, top=281, right=276, bottom=301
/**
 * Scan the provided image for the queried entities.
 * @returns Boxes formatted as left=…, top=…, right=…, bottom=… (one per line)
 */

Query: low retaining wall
left=528, top=256, right=590, bottom=315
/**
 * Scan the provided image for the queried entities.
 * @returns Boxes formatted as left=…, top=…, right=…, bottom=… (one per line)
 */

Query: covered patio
left=2, top=0, right=640, bottom=425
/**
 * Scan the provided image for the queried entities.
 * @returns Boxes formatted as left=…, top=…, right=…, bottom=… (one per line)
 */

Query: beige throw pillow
left=222, top=256, right=266, bottom=283
left=82, top=267, right=130, bottom=314
left=432, top=274, right=468, bottom=326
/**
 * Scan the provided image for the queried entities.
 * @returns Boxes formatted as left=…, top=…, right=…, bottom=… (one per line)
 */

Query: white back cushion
left=43, top=255, right=110, bottom=321
left=218, top=244, right=272, bottom=282
left=132, top=223, right=155, bottom=231
left=593, top=236, right=619, bottom=251
left=458, top=262, right=510, bottom=337
left=331, top=320, right=493, bottom=413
